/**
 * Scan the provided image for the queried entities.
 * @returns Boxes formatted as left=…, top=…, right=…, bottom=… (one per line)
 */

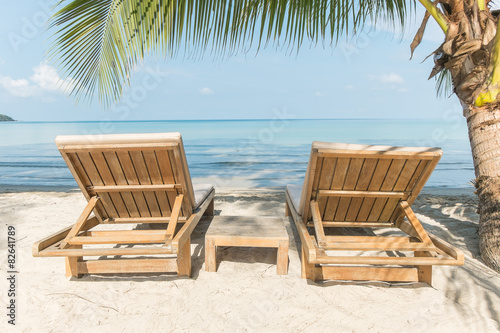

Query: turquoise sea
left=0, top=119, right=474, bottom=188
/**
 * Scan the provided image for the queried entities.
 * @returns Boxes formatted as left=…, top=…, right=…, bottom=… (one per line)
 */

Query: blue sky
left=0, top=1, right=463, bottom=121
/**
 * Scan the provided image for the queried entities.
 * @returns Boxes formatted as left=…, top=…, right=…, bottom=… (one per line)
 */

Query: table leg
left=205, top=237, right=217, bottom=272
left=277, top=240, right=289, bottom=275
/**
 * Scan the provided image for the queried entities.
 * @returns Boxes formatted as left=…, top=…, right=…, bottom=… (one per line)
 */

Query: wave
left=0, top=163, right=67, bottom=168
left=195, top=161, right=307, bottom=166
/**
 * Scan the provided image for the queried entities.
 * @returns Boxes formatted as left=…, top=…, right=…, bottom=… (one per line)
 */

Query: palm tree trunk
left=464, top=103, right=500, bottom=271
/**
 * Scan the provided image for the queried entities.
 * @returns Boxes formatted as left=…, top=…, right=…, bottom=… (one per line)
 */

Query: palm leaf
left=435, top=67, right=453, bottom=98
left=49, top=0, right=416, bottom=107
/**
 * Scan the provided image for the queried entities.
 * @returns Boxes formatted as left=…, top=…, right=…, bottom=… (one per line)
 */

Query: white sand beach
left=1, top=186, right=499, bottom=332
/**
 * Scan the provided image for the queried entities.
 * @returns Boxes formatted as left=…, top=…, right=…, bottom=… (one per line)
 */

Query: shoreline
left=0, top=184, right=477, bottom=194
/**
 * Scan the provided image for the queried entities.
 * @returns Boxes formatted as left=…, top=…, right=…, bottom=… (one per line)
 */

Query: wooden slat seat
left=285, top=141, right=464, bottom=285
left=33, top=132, right=215, bottom=278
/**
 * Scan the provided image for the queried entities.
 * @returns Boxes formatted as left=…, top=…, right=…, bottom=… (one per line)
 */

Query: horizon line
left=3, top=117, right=449, bottom=123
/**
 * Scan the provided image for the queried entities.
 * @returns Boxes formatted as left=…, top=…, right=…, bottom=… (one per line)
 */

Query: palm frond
left=435, top=67, right=453, bottom=98
left=48, top=0, right=417, bottom=107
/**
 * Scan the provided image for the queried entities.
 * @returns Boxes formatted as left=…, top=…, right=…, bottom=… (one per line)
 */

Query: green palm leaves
left=48, top=0, right=415, bottom=107
left=49, top=0, right=128, bottom=106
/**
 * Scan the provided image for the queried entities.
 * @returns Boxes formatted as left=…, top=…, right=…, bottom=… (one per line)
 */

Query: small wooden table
left=205, top=216, right=289, bottom=275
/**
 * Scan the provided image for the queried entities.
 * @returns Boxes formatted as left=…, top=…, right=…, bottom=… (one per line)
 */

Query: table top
left=206, top=216, right=288, bottom=240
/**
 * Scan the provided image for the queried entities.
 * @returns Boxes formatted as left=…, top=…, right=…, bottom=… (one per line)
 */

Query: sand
left=0, top=185, right=499, bottom=332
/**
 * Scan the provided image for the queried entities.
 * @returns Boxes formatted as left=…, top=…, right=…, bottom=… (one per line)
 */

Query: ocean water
left=0, top=119, right=474, bottom=188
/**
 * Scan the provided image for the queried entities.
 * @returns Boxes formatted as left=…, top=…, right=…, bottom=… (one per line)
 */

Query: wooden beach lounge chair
left=285, top=142, right=464, bottom=285
left=33, top=133, right=214, bottom=278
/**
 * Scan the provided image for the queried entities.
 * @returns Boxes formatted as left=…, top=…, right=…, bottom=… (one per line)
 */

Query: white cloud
left=0, top=76, right=36, bottom=97
left=369, top=73, right=405, bottom=84
left=30, top=63, right=73, bottom=92
left=315, top=91, right=324, bottom=97
left=199, top=87, right=214, bottom=95
left=0, top=62, right=72, bottom=98
left=368, top=72, right=408, bottom=92
left=345, top=85, right=355, bottom=90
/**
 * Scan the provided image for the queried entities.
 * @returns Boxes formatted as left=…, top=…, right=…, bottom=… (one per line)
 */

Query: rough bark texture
left=465, top=104, right=500, bottom=271
left=475, top=177, right=500, bottom=270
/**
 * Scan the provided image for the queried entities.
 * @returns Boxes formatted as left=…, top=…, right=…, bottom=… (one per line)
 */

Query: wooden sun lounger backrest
left=56, top=133, right=196, bottom=222
left=298, top=142, right=442, bottom=224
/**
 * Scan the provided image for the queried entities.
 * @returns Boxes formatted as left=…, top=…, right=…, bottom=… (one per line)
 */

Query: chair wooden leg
left=65, top=245, right=82, bottom=278
left=204, top=198, right=214, bottom=216
left=415, top=251, right=432, bottom=285
left=417, top=265, right=432, bottom=285
left=301, top=247, right=315, bottom=281
left=177, top=238, right=192, bottom=277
